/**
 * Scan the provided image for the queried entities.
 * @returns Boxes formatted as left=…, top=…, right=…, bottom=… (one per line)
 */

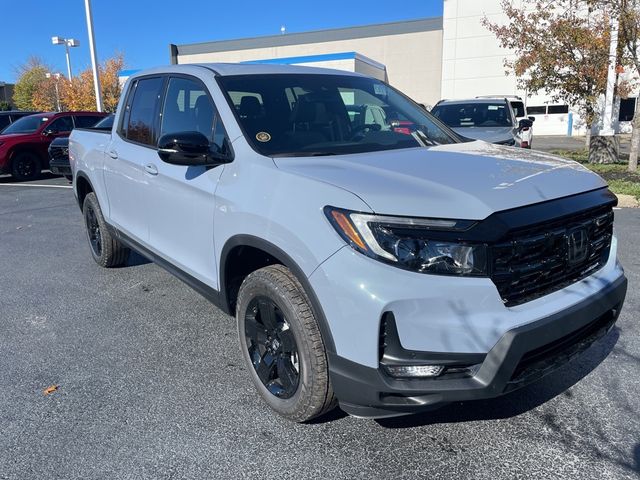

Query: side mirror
left=157, top=131, right=232, bottom=167
left=518, top=118, right=533, bottom=130
left=527, top=116, right=536, bottom=123
left=42, top=128, right=55, bottom=136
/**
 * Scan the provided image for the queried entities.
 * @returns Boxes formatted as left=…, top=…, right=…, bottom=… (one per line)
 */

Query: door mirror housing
left=518, top=118, right=533, bottom=130
left=42, top=128, right=56, bottom=136
left=157, top=131, right=232, bottom=167
left=527, top=116, right=536, bottom=123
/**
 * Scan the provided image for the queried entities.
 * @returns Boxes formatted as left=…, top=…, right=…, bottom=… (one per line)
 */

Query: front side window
left=46, top=116, right=74, bottom=133
left=510, top=101, right=526, bottom=118
left=161, top=76, right=230, bottom=154
left=431, top=102, right=513, bottom=128
left=126, top=77, right=164, bottom=146
left=74, top=115, right=103, bottom=128
left=217, top=74, right=458, bottom=157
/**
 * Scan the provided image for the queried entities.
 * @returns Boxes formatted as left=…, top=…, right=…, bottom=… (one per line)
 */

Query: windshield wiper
left=271, top=152, right=339, bottom=158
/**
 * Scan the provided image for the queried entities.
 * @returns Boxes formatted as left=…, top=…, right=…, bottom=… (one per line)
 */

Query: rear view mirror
left=157, top=131, right=232, bottom=167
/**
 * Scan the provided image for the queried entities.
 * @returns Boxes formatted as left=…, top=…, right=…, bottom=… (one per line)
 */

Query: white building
left=169, top=0, right=637, bottom=135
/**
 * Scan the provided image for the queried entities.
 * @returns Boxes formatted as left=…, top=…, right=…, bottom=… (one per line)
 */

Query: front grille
left=490, top=206, right=613, bottom=306
left=49, top=146, right=68, bottom=162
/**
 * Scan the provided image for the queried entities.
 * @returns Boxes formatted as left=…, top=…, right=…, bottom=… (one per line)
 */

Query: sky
left=3, top=0, right=443, bottom=83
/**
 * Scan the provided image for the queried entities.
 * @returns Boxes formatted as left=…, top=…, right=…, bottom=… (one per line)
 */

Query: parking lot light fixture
left=51, top=36, right=80, bottom=79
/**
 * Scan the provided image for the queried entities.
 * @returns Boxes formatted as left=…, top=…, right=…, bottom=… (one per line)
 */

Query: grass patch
left=550, top=149, right=640, bottom=200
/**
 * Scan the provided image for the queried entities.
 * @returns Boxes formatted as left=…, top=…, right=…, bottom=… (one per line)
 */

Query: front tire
left=236, top=264, right=335, bottom=422
left=83, top=192, right=129, bottom=267
left=11, top=152, right=41, bottom=181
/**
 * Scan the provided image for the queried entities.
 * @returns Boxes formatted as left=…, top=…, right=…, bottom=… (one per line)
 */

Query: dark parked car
left=0, top=111, right=41, bottom=133
left=49, top=114, right=114, bottom=181
left=0, top=111, right=108, bottom=180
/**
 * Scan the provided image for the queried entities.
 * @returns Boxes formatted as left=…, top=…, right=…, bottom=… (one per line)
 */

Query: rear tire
left=11, top=152, right=41, bottom=181
left=236, top=264, right=336, bottom=422
left=83, top=192, right=129, bottom=267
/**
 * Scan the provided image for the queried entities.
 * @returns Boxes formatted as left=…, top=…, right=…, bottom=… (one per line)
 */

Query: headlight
left=325, top=207, right=487, bottom=276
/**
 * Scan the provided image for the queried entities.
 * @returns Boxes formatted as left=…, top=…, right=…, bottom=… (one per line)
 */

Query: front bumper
left=329, top=274, right=626, bottom=418
left=49, top=158, right=71, bottom=176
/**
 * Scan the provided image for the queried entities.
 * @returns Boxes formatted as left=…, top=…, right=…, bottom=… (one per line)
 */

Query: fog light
left=384, top=365, right=444, bottom=378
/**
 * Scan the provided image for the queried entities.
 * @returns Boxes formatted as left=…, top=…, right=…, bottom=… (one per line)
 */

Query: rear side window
left=74, top=115, right=102, bottom=128
left=161, top=76, right=231, bottom=154
left=47, top=116, right=74, bottom=133
left=125, top=77, right=164, bottom=146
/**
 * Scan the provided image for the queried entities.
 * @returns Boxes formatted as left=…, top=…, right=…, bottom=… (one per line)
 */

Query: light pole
left=84, top=0, right=103, bottom=112
left=51, top=36, right=80, bottom=79
left=45, top=73, right=62, bottom=112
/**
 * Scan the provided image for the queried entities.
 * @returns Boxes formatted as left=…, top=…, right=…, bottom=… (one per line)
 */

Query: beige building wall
left=176, top=28, right=443, bottom=107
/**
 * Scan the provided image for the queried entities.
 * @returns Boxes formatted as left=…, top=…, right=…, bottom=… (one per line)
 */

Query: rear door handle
left=144, top=163, right=158, bottom=176
left=107, top=149, right=118, bottom=159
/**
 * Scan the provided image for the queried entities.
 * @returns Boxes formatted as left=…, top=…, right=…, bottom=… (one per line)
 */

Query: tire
left=82, top=192, right=129, bottom=267
left=236, top=264, right=336, bottom=422
left=11, top=151, right=41, bottom=181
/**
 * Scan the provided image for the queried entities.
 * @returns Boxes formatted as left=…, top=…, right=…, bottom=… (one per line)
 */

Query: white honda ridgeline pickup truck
left=69, top=64, right=627, bottom=421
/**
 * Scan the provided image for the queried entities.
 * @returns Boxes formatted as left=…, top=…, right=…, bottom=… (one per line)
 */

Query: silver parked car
left=431, top=97, right=533, bottom=147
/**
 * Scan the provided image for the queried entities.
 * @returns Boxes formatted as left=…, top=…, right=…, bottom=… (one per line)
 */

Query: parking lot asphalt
left=0, top=174, right=638, bottom=480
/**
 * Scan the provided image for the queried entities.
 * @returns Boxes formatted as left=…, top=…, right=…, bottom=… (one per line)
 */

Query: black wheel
left=11, top=152, right=41, bottom=181
left=237, top=265, right=335, bottom=422
left=83, top=192, right=129, bottom=267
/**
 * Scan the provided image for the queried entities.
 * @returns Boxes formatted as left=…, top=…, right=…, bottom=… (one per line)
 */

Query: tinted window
left=160, top=77, right=216, bottom=140
left=126, top=77, right=164, bottom=146
left=431, top=102, right=513, bottom=128
left=92, top=115, right=114, bottom=130
left=548, top=105, right=569, bottom=114
left=510, top=101, right=526, bottom=118
left=619, top=97, right=636, bottom=122
left=0, top=115, right=10, bottom=131
left=527, top=106, right=546, bottom=115
left=47, top=116, right=74, bottom=133
left=2, top=115, right=48, bottom=134
left=218, top=74, right=457, bottom=157
left=74, top=115, right=103, bottom=128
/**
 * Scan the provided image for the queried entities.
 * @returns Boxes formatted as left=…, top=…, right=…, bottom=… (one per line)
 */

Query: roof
left=129, top=62, right=366, bottom=79
left=435, top=98, right=512, bottom=106
left=170, top=17, right=442, bottom=60
left=240, top=51, right=386, bottom=71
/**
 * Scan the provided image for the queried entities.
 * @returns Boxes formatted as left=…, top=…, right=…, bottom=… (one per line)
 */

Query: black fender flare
left=74, top=171, right=94, bottom=210
left=219, top=234, right=336, bottom=354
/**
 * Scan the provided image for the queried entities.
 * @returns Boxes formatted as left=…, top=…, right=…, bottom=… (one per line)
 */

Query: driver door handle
left=144, top=163, right=158, bottom=176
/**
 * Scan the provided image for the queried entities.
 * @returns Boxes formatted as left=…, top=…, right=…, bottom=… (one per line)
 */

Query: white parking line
left=0, top=183, right=72, bottom=189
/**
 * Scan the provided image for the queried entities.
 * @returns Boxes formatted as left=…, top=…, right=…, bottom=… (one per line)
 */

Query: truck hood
left=272, top=141, right=606, bottom=219
left=450, top=126, right=515, bottom=144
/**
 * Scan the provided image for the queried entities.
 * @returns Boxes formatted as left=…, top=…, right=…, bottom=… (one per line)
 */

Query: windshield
left=1, top=115, right=47, bottom=134
left=431, top=102, right=513, bottom=128
left=217, top=74, right=458, bottom=157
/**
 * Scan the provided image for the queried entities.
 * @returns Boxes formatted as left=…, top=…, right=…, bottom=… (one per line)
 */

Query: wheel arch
left=220, top=234, right=336, bottom=354
left=75, top=171, right=94, bottom=210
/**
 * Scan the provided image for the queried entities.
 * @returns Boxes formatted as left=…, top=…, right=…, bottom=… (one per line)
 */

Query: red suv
left=0, top=111, right=107, bottom=180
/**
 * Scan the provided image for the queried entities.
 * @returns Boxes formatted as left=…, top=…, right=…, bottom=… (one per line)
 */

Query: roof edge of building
left=173, top=16, right=443, bottom=57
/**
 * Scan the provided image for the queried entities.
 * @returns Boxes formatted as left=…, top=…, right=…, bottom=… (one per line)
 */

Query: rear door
left=104, top=76, right=165, bottom=244
left=145, top=75, right=231, bottom=286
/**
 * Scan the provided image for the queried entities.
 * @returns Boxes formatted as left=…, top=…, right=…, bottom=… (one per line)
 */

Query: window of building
left=527, top=106, right=546, bottom=115
left=126, top=77, right=164, bottom=146
left=619, top=97, right=636, bottom=122
left=547, top=105, right=569, bottom=114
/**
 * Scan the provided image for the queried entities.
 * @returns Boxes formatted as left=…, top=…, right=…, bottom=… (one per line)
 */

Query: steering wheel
left=349, top=123, right=382, bottom=140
